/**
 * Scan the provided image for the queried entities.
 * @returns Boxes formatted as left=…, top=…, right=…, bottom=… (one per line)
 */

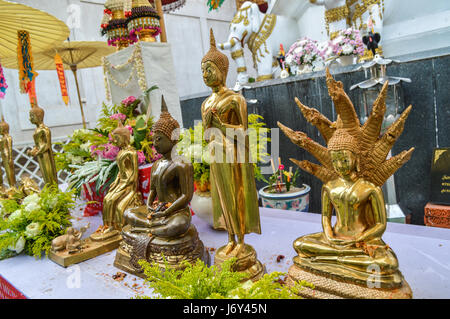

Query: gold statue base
left=49, top=233, right=122, bottom=268
left=214, top=244, right=265, bottom=282
left=113, top=225, right=211, bottom=278
left=286, top=264, right=413, bottom=299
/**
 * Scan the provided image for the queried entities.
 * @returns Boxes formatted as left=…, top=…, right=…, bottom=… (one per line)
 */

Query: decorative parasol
left=150, top=0, right=186, bottom=13
left=0, top=0, right=70, bottom=59
left=2, top=41, right=116, bottom=129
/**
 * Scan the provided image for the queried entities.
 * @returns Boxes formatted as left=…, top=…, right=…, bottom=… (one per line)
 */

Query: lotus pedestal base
left=286, top=264, right=413, bottom=299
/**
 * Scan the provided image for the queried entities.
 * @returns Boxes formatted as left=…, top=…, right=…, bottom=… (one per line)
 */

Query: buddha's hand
left=27, top=148, right=37, bottom=156
left=328, top=236, right=356, bottom=247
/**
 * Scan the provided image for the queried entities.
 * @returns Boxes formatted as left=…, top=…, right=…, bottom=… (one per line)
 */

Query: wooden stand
left=425, top=203, right=450, bottom=229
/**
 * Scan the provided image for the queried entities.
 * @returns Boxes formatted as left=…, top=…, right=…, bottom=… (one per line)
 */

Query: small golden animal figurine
left=51, top=223, right=90, bottom=254
left=114, top=96, right=210, bottom=277
left=102, top=120, right=143, bottom=231
left=278, top=68, right=414, bottom=299
left=201, top=29, right=264, bottom=281
left=27, top=104, right=58, bottom=186
left=0, top=116, right=17, bottom=188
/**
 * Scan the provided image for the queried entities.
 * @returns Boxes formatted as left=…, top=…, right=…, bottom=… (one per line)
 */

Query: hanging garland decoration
left=102, top=42, right=147, bottom=100
left=0, top=60, right=7, bottom=99
left=17, top=30, right=38, bottom=106
left=207, top=0, right=224, bottom=11
left=54, top=53, right=69, bottom=106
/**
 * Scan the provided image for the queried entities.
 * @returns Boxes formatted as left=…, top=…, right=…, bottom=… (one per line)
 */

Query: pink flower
left=102, top=143, right=120, bottom=160
left=125, top=125, right=133, bottom=135
left=137, top=151, right=146, bottom=165
left=110, top=113, right=126, bottom=121
left=121, top=96, right=136, bottom=106
left=279, top=164, right=285, bottom=171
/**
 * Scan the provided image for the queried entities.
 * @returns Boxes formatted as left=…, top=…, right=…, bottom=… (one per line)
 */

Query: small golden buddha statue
left=102, top=121, right=143, bottom=231
left=201, top=29, right=264, bottom=281
left=0, top=117, right=17, bottom=188
left=114, top=96, right=210, bottom=277
left=278, top=69, right=414, bottom=298
left=27, top=105, right=58, bottom=186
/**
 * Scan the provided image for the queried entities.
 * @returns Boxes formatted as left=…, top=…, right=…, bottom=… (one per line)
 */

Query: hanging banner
left=17, top=30, right=38, bottom=97
left=27, top=79, right=37, bottom=107
left=54, top=53, right=69, bottom=105
left=0, top=61, right=7, bottom=99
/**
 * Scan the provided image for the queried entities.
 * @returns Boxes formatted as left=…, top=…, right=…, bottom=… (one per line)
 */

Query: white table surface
left=0, top=204, right=449, bottom=299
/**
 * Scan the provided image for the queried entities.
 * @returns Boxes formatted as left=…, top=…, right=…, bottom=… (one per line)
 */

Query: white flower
left=80, top=142, right=91, bottom=152
left=285, top=55, right=293, bottom=65
left=342, top=44, right=354, bottom=55
left=71, top=156, right=84, bottom=165
left=280, top=69, right=290, bottom=79
left=8, top=236, right=26, bottom=254
left=22, top=193, right=40, bottom=207
left=25, top=222, right=41, bottom=238
left=8, top=209, right=23, bottom=221
left=294, top=47, right=303, bottom=55
left=130, top=135, right=135, bottom=145
left=24, top=202, right=41, bottom=213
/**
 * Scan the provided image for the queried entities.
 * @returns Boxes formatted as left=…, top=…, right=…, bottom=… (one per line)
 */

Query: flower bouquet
left=286, top=37, right=328, bottom=75
left=0, top=185, right=75, bottom=260
left=68, top=93, right=161, bottom=216
left=330, top=28, right=365, bottom=66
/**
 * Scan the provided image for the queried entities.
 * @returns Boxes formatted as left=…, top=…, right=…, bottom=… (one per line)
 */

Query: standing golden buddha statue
left=0, top=117, right=17, bottom=188
left=201, top=29, right=264, bottom=281
left=278, top=69, right=414, bottom=299
left=114, top=96, right=210, bottom=277
left=102, top=121, right=143, bottom=231
left=27, top=105, right=58, bottom=186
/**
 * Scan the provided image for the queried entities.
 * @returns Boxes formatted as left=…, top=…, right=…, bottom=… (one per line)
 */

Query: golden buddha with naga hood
left=278, top=69, right=414, bottom=298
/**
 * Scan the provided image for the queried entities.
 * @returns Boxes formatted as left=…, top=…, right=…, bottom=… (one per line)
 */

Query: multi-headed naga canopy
left=278, top=68, right=414, bottom=187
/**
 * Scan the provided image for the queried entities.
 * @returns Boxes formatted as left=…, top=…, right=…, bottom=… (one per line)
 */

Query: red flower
left=278, top=164, right=285, bottom=171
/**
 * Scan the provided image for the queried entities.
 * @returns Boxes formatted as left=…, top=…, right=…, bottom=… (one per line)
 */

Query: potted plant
left=330, top=27, right=365, bottom=66
left=258, top=159, right=311, bottom=212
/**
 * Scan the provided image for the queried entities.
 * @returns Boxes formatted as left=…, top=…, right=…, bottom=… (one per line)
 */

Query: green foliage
left=0, top=185, right=75, bottom=260
left=137, top=257, right=313, bottom=299
left=248, top=114, right=271, bottom=183
left=67, top=159, right=118, bottom=196
left=177, top=114, right=270, bottom=186
left=267, top=168, right=302, bottom=193
left=54, top=129, right=95, bottom=171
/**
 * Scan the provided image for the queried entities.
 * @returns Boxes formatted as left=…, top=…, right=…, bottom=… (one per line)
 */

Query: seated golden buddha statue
left=278, top=69, right=414, bottom=298
left=101, top=121, right=143, bottom=234
left=114, top=97, right=210, bottom=277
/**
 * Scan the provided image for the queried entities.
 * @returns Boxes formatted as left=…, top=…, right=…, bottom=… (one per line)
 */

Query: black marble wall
left=180, top=54, right=450, bottom=226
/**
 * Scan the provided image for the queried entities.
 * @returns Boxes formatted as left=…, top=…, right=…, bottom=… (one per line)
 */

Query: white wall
left=0, top=0, right=244, bottom=143
left=270, top=0, right=450, bottom=57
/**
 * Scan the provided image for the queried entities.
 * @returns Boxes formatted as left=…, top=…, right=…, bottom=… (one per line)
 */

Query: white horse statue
left=219, top=1, right=299, bottom=84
